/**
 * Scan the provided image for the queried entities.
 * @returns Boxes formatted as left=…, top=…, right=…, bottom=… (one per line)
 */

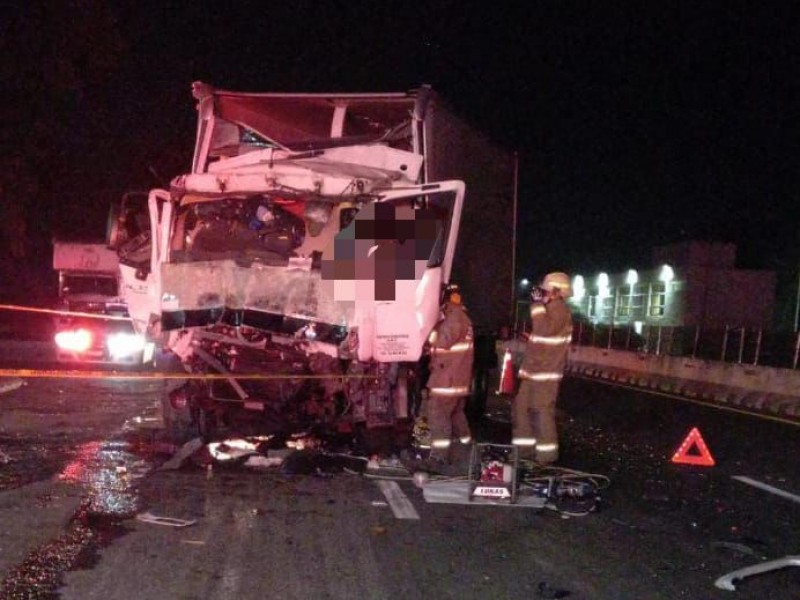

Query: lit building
left=569, top=241, right=776, bottom=330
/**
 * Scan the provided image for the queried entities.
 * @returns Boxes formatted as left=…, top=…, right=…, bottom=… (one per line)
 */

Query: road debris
left=280, top=449, right=366, bottom=475
left=536, top=581, right=571, bottom=598
left=155, top=432, right=379, bottom=476
left=370, top=526, right=387, bottom=536
left=0, top=378, right=24, bottom=394
left=243, top=455, right=285, bottom=468
left=207, top=437, right=265, bottom=462
left=715, top=554, right=800, bottom=591
left=160, top=437, right=204, bottom=470
left=136, top=512, right=196, bottom=528
left=368, top=455, right=405, bottom=470
left=711, top=540, right=767, bottom=561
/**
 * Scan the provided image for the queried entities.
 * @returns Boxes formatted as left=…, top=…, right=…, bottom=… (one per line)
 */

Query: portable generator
left=468, top=443, right=519, bottom=503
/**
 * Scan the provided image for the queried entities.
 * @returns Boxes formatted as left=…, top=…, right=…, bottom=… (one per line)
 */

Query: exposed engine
left=167, top=323, right=413, bottom=441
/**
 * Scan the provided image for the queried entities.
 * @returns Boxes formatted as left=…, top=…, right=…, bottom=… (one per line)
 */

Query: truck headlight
left=107, top=332, right=146, bottom=359
left=55, top=328, right=93, bottom=353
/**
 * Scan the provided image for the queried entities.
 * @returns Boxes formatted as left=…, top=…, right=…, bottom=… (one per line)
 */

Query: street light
left=572, top=275, right=585, bottom=301
left=515, top=278, right=532, bottom=333
left=597, top=272, right=610, bottom=299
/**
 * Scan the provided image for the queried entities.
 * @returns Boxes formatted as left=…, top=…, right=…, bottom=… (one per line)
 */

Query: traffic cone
left=499, top=350, right=516, bottom=394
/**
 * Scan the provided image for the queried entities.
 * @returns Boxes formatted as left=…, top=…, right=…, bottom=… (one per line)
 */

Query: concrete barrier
left=567, top=345, right=800, bottom=423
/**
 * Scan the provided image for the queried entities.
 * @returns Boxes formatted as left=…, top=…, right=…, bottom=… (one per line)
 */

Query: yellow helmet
left=541, top=272, right=571, bottom=296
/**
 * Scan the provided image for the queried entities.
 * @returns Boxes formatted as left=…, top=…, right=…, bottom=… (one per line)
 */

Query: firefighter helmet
left=541, top=272, right=571, bottom=296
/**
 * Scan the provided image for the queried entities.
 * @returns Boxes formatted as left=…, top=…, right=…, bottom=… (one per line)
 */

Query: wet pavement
left=0, top=363, right=799, bottom=598
left=0, top=372, right=164, bottom=599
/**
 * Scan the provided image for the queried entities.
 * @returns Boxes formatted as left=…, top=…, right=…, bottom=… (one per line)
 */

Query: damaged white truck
left=107, top=82, right=517, bottom=447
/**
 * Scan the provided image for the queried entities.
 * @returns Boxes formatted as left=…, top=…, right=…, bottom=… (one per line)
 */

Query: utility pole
left=794, top=262, right=800, bottom=332
left=511, top=151, right=519, bottom=325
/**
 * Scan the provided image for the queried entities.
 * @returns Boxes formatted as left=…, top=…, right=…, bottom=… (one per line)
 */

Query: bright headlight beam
left=107, top=332, right=146, bottom=358
left=55, top=328, right=93, bottom=353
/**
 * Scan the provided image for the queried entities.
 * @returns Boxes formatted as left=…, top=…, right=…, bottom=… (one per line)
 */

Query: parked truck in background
left=107, top=82, right=517, bottom=443
left=52, top=241, right=152, bottom=365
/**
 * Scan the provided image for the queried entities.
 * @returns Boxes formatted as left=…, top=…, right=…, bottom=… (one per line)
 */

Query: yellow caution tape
left=0, top=303, right=131, bottom=321
left=0, top=368, right=375, bottom=381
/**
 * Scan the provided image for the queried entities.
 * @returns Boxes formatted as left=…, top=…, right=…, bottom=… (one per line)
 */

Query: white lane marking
left=732, top=476, right=800, bottom=505
left=376, top=480, right=420, bottom=520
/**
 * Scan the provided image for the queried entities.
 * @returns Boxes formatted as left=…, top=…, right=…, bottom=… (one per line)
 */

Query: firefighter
left=425, top=285, right=475, bottom=468
left=512, top=272, right=573, bottom=464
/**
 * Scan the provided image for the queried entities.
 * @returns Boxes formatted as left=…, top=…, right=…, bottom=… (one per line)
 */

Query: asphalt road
left=0, top=349, right=798, bottom=599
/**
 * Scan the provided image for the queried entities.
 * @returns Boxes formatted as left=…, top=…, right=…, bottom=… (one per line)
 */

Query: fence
left=572, top=322, right=800, bottom=370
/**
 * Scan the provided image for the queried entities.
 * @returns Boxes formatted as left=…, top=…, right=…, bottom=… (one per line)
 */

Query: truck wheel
left=161, top=386, right=200, bottom=444
left=467, top=334, right=496, bottom=423
left=193, top=406, right=217, bottom=442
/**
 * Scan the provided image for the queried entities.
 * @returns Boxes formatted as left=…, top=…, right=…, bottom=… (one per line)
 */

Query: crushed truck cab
left=110, top=82, right=512, bottom=444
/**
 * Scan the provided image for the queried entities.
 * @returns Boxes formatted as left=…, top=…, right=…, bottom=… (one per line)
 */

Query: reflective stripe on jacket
left=518, top=369, right=563, bottom=382
left=427, top=303, right=474, bottom=397
left=519, top=297, right=573, bottom=379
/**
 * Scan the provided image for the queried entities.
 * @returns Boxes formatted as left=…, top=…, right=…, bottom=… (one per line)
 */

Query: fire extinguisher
left=498, top=349, right=516, bottom=395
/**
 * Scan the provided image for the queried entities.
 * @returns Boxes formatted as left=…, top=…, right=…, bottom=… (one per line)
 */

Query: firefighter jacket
left=519, top=297, right=573, bottom=382
left=427, top=303, right=474, bottom=397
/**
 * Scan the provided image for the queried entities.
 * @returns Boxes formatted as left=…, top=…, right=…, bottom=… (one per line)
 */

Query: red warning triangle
left=671, top=427, right=715, bottom=466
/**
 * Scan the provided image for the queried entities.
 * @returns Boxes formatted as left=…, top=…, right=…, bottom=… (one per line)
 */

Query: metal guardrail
left=572, top=322, right=800, bottom=370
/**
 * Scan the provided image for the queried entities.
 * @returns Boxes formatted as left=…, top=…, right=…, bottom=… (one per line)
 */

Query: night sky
left=3, top=2, right=798, bottom=317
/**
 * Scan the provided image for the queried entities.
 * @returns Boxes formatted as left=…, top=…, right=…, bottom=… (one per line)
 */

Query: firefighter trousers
left=427, top=393, right=472, bottom=462
left=512, top=378, right=561, bottom=464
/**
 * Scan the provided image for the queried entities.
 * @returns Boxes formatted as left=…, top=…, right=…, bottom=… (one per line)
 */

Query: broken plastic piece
left=244, top=455, right=284, bottom=468
left=160, top=437, right=204, bottom=470
left=714, top=555, right=800, bottom=591
left=536, top=581, right=571, bottom=599
left=0, top=378, right=25, bottom=394
left=711, top=541, right=766, bottom=561
left=207, top=438, right=260, bottom=461
left=367, top=456, right=406, bottom=472
left=136, top=512, right=197, bottom=528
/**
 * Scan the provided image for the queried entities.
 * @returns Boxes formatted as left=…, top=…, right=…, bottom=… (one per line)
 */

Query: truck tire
left=193, top=405, right=217, bottom=442
left=156, top=351, right=199, bottom=443
left=466, top=334, right=493, bottom=422
left=467, top=363, right=489, bottom=422
left=160, top=388, right=199, bottom=444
